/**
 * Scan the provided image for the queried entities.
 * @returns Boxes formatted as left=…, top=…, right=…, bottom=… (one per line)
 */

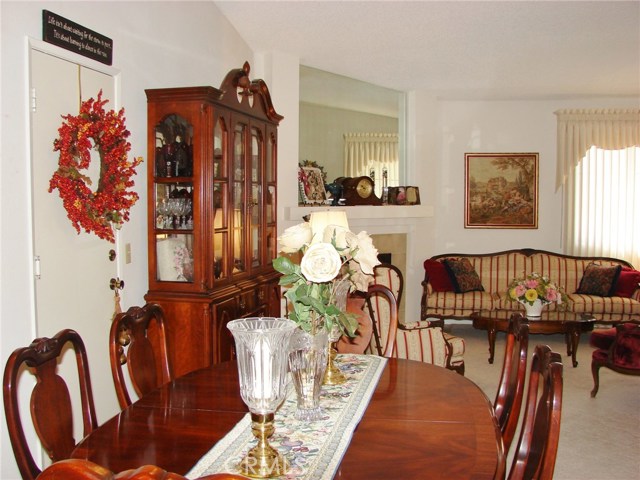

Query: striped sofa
left=421, top=248, right=640, bottom=324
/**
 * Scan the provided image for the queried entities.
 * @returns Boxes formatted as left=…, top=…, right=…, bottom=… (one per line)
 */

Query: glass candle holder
left=227, top=317, right=297, bottom=478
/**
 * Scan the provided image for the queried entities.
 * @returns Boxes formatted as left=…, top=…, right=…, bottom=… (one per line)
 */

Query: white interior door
left=29, top=47, right=121, bottom=438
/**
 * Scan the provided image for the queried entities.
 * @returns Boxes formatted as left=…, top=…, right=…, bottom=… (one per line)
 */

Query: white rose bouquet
left=274, top=219, right=380, bottom=336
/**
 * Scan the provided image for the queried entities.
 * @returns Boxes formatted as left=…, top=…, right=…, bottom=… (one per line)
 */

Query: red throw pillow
left=613, top=267, right=640, bottom=298
left=423, top=259, right=455, bottom=292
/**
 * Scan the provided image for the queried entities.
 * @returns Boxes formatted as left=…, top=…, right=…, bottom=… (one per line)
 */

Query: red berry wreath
left=49, top=91, right=142, bottom=243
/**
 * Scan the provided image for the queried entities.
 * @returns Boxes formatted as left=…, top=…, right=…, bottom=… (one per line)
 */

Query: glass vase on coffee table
left=227, top=317, right=297, bottom=478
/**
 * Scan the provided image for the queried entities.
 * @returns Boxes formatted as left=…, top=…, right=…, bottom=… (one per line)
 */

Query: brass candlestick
left=238, top=412, right=289, bottom=478
left=227, top=318, right=297, bottom=479
left=323, top=336, right=347, bottom=385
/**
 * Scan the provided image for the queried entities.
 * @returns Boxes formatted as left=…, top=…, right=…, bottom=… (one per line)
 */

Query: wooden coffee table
left=471, top=310, right=596, bottom=367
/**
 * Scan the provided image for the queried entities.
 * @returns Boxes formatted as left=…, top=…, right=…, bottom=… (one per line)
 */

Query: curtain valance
left=555, top=108, right=640, bottom=190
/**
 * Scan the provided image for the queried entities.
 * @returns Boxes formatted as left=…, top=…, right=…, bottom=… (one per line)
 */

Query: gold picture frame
left=465, top=153, right=538, bottom=229
left=298, top=166, right=327, bottom=205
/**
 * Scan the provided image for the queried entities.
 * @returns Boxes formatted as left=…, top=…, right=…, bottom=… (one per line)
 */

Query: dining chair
left=373, top=263, right=404, bottom=306
left=35, top=459, right=112, bottom=479
left=109, top=303, right=173, bottom=409
left=494, top=313, right=529, bottom=453
left=364, top=283, right=399, bottom=357
left=37, top=459, right=250, bottom=479
left=507, top=344, right=563, bottom=480
left=590, top=320, right=640, bottom=398
left=3, top=329, right=99, bottom=480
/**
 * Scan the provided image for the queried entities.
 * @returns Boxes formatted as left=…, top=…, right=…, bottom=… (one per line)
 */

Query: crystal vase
left=288, top=327, right=329, bottom=421
left=227, top=317, right=297, bottom=478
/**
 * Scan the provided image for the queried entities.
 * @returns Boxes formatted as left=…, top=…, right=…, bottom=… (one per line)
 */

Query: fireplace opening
left=378, top=253, right=392, bottom=264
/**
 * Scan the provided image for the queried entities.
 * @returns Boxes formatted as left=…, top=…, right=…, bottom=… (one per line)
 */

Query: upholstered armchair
left=372, top=264, right=465, bottom=373
left=590, top=321, right=640, bottom=397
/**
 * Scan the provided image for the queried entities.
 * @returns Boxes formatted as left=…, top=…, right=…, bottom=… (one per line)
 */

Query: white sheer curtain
left=344, top=133, right=399, bottom=197
left=555, top=109, right=640, bottom=266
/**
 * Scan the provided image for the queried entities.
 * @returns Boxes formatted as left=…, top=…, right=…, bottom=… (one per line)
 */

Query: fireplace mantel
left=285, top=205, right=434, bottom=222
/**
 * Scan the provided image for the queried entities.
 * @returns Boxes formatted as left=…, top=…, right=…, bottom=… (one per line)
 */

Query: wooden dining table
left=71, top=358, right=505, bottom=479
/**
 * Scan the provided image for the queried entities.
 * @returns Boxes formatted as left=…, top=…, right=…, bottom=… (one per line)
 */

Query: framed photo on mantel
left=464, top=153, right=539, bottom=229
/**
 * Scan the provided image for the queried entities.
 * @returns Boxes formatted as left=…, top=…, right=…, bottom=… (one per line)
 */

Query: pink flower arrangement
left=507, top=272, right=567, bottom=306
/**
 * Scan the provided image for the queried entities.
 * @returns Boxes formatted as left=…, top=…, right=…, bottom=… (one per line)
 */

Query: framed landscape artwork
left=464, top=153, right=539, bottom=229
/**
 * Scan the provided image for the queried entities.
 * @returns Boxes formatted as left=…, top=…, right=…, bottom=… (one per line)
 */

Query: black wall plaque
left=42, top=10, right=113, bottom=65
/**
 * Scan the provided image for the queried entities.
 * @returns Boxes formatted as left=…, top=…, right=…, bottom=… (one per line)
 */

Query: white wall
left=0, top=2, right=254, bottom=478
left=428, top=96, right=639, bottom=257
left=299, top=102, right=397, bottom=181
left=2, top=2, right=639, bottom=478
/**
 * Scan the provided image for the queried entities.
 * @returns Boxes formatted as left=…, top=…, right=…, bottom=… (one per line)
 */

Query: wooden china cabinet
left=145, top=62, right=283, bottom=376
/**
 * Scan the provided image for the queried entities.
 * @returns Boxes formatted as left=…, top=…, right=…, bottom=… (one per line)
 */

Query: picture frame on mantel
left=464, top=152, right=539, bottom=229
left=298, top=165, right=328, bottom=205
left=388, top=186, right=421, bottom=205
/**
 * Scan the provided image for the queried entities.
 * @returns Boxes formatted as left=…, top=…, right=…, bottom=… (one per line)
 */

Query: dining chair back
left=494, top=313, right=529, bottom=453
left=37, top=458, right=255, bottom=479
left=508, top=344, right=563, bottom=480
left=36, top=459, right=113, bottom=479
left=3, top=329, right=99, bottom=480
left=109, top=303, right=173, bottom=409
left=373, top=263, right=404, bottom=307
left=364, top=284, right=399, bottom=357
left=367, top=264, right=402, bottom=357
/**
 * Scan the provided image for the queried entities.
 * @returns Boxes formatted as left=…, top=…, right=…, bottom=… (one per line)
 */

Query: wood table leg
left=566, top=327, right=581, bottom=367
left=487, top=327, right=496, bottom=364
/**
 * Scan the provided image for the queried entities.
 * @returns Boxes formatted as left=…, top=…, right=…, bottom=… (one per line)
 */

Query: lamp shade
left=309, top=210, right=349, bottom=239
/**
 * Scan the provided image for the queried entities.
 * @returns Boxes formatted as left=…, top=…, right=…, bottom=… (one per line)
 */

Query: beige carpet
left=446, top=323, right=640, bottom=480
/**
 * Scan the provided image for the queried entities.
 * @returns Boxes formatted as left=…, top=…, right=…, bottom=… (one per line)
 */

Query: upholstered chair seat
left=590, top=321, right=640, bottom=397
left=589, top=327, right=617, bottom=351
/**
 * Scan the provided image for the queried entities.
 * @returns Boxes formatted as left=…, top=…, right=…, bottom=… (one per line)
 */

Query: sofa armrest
left=400, top=318, right=445, bottom=330
left=632, top=285, right=640, bottom=302
left=420, top=280, right=433, bottom=320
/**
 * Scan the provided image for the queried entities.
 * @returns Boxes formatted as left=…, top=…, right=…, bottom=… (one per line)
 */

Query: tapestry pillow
left=613, top=267, right=640, bottom=298
left=575, top=263, right=622, bottom=297
left=443, top=258, right=484, bottom=293
left=423, top=259, right=455, bottom=292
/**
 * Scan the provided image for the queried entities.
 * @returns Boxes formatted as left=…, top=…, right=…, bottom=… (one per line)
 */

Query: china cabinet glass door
left=250, top=126, right=263, bottom=269
left=232, top=121, right=246, bottom=274
left=212, top=115, right=228, bottom=282
left=265, top=131, right=277, bottom=262
left=153, top=113, right=194, bottom=283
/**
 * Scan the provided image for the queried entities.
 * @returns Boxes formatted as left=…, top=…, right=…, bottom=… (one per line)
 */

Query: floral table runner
left=187, top=354, right=387, bottom=480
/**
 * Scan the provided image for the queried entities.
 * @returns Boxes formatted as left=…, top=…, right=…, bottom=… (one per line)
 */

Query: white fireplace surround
left=284, top=205, right=434, bottom=324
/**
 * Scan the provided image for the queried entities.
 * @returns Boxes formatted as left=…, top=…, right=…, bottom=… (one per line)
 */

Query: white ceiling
left=214, top=0, right=640, bottom=100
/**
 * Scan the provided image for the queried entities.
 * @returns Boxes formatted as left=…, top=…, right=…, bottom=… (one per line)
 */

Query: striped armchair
left=371, top=264, right=465, bottom=374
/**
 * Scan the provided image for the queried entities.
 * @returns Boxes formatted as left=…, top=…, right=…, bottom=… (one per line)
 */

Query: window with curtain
left=556, top=109, right=640, bottom=267
left=344, top=133, right=398, bottom=198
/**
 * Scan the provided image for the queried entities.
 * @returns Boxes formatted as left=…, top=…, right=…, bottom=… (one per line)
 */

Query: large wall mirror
left=299, top=66, right=405, bottom=198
